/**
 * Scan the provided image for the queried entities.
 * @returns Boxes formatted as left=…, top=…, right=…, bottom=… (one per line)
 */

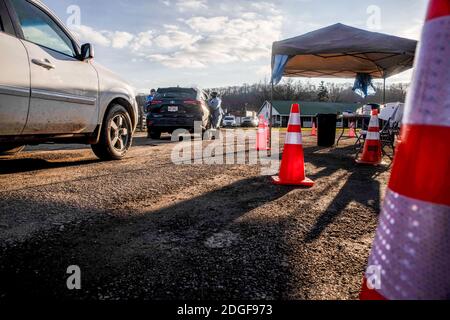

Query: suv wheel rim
left=110, top=114, right=130, bottom=152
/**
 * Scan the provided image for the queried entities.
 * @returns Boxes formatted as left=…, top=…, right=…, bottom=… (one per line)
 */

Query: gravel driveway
left=0, top=131, right=390, bottom=300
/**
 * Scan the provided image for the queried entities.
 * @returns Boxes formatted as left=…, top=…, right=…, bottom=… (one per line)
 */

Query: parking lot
left=0, top=130, right=390, bottom=300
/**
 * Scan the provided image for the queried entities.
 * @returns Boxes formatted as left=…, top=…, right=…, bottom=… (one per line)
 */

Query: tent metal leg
left=269, top=80, right=274, bottom=148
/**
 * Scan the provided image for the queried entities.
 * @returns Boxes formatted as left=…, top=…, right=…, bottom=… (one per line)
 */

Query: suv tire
left=91, top=104, right=133, bottom=160
left=148, top=130, right=161, bottom=140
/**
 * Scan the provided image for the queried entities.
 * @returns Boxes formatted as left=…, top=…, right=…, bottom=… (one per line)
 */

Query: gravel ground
left=0, top=130, right=391, bottom=300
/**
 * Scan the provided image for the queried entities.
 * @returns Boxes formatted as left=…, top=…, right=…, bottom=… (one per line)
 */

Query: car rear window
left=156, top=88, right=197, bottom=100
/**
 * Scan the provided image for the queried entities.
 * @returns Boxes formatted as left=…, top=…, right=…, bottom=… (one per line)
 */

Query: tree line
left=137, top=80, right=409, bottom=113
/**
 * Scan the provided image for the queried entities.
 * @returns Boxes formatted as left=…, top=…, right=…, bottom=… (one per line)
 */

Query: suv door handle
left=32, top=59, right=55, bottom=70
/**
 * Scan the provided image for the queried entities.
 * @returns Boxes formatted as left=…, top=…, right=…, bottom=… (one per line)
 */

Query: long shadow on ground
left=302, top=144, right=388, bottom=242
left=0, top=143, right=389, bottom=300
left=0, top=158, right=100, bottom=175
left=0, top=176, right=295, bottom=300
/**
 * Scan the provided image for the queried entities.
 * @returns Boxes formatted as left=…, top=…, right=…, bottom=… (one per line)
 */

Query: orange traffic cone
left=311, top=121, right=317, bottom=136
left=256, top=115, right=269, bottom=151
left=349, top=122, right=356, bottom=138
left=356, top=110, right=382, bottom=165
left=360, top=0, right=450, bottom=300
left=272, top=104, right=314, bottom=187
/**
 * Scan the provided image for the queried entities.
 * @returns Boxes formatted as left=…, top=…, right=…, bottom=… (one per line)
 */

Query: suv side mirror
left=81, top=43, right=94, bottom=60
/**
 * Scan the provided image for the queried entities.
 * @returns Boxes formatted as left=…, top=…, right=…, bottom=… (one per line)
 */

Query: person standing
left=208, top=92, right=224, bottom=129
left=140, top=89, right=156, bottom=131
left=146, top=89, right=156, bottom=111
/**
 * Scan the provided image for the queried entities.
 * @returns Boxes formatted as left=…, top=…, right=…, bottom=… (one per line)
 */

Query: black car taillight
left=183, top=100, right=201, bottom=106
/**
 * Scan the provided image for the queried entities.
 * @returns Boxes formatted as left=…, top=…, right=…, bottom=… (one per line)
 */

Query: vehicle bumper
left=147, top=117, right=205, bottom=132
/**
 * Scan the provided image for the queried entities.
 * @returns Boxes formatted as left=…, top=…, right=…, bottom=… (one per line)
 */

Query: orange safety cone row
left=272, top=104, right=314, bottom=187
left=356, top=110, right=382, bottom=165
left=360, top=0, right=450, bottom=300
left=348, top=121, right=356, bottom=138
left=256, top=115, right=269, bottom=151
left=311, top=121, right=317, bottom=136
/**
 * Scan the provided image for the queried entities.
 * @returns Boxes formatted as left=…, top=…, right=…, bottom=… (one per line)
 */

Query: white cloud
left=68, top=1, right=283, bottom=71
left=176, top=0, right=208, bottom=12
left=110, top=31, right=134, bottom=49
left=70, top=26, right=150, bottom=52
left=399, top=19, right=423, bottom=40
left=147, top=2, right=283, bottom=68
left=153, top=26, right=201, bottom=49
left=70, top=25, right=111, bottom=47
left=185, top=16, right=229, bottom=33
left=131, top=31, right=154, bottom=51
left=147, top=53, right=207, bottom=68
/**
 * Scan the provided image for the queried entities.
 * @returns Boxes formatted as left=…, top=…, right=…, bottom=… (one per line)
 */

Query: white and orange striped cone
left=360, top=0, right=450, bottom=300
left=356, top=110, right=382, bottom=165
left=272, top=104, right=314, bottom=187
left=256, top=115, right=270, bottom=151
left=311, top=121, right=317, bottom=137
left=349, top=122, right=356, bottom=138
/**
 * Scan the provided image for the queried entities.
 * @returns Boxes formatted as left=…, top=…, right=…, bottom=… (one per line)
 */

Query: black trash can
left=317, top=114, right=337, bottom=147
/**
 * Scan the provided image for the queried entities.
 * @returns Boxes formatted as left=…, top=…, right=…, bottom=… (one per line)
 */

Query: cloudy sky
left=42, top=0, right=428, bottom=92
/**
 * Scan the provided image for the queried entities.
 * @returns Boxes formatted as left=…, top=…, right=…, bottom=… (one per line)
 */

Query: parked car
left=222, top=116, right=237, bottom=127
left=146, top=87, right=211, bottom=139
left=0, top=0, right=138, bottom=160
left=241, top=116, right=259, bottom=127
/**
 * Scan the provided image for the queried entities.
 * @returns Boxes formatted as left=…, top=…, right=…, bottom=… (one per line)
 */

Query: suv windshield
left=155, top=88, right=197, bottom=100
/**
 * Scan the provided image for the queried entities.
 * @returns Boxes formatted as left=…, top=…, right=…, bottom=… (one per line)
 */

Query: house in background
left=258, top=101, right=361, bottom=128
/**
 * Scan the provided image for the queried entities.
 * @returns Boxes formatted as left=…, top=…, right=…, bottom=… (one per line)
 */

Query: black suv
left=146, top=87, right=211, bottom=139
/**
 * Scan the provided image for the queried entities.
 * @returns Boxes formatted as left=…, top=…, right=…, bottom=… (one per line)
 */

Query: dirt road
left=0, top=131, right=390, bottom=300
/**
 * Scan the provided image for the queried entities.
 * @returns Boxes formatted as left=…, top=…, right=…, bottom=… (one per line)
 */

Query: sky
left=42, top=0, right=429, bottom=93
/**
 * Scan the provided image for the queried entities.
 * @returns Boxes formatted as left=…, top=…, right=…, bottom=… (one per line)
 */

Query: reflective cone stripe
left=368, top=114, right=380, bottom=129
left=289, top=112, right=301, bottom=126
left=285, top=106, right=303, bottom=145
left=361, top=0, right=450, bottom=300
left=272, top=104, right=314, bottom=187
left=365, top=132, right=380, bottom=141
left=285, top=132, right=302, bottom=145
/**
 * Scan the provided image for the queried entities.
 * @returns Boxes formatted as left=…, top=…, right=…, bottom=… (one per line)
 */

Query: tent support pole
left=383, top=76, right=386, bottom=105
left=269, top=80, right=274, bottom=149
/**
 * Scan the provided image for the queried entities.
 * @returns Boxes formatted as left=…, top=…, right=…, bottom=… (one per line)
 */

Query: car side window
left=0, top=1, right=5, bottom=32
left=10, top=0, right=76, bottom=57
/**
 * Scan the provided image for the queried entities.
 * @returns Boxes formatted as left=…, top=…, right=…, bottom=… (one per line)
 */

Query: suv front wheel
left=91, top=104, right=133, bottom=160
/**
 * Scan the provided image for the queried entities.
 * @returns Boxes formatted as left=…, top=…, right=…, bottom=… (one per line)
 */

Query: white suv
left=222, top=116, right=237, bottom=127
left=0, top=0, right=138, bottom=160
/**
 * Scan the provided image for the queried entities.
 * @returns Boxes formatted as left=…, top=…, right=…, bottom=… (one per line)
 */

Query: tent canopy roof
left=272, top=23, right=418, bottom=79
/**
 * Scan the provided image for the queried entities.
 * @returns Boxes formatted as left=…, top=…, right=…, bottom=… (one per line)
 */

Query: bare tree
left=205, top=80, right=409, bottom=113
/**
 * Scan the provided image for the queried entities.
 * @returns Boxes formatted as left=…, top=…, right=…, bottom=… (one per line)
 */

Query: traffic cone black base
left=272, top=176, right=314, bottom=187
